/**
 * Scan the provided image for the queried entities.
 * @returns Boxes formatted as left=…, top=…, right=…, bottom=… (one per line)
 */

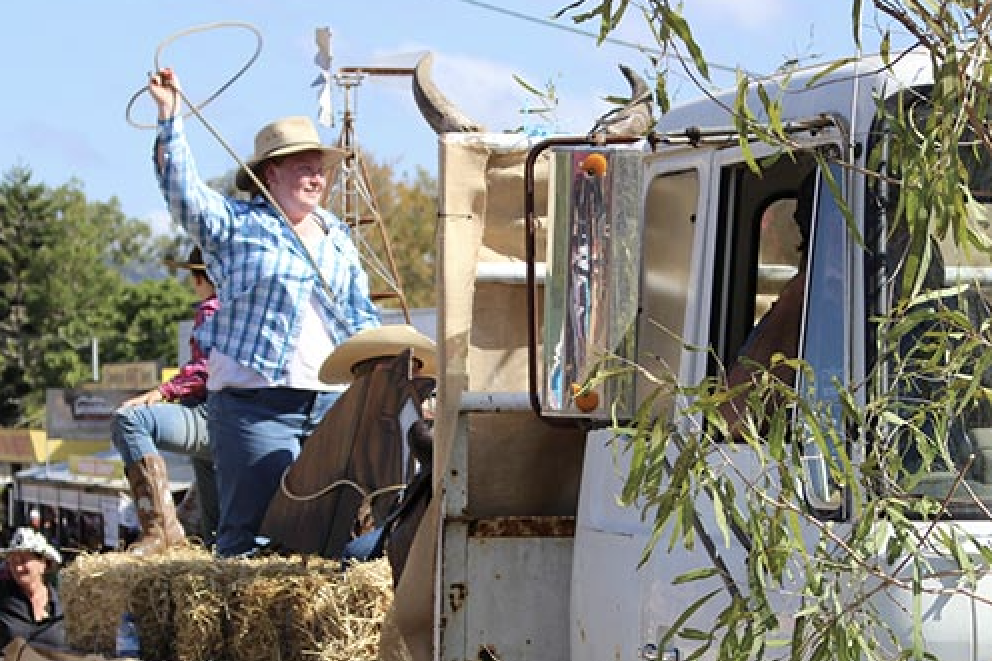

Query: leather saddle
left=260, top=349, right=435, bottom=559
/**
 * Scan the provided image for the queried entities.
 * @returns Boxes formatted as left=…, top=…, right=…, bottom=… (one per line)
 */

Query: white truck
left=384, top=47, right=992, bottom=661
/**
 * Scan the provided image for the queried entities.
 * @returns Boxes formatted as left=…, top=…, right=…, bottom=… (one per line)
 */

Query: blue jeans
left=111, top=401, right=219, bottom=540
left=208, top=388, right=338, bottom=558
left=190, top=456, right=219, bottom=543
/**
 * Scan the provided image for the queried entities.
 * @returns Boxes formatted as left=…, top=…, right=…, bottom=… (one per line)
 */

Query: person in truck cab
left=720, top=172, right=814, bottom=438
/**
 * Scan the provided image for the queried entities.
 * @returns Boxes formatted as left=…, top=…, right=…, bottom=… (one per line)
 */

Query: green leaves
left=656, top=5, right=709, bottom=82
left=0, top=167, right=169, bottom=426
left=550, top=4, right=992, bottom=661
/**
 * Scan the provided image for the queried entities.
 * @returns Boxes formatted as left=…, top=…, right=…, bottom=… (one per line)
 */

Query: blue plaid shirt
left=154, top=116, right=380, bottom=384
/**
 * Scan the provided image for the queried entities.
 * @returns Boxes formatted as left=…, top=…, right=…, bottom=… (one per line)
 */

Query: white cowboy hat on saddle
left=319, top=325, right=437, bottom=385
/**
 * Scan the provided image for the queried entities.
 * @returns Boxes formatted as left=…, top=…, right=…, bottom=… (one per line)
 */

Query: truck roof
left=654, top=47, right=935, bottom=139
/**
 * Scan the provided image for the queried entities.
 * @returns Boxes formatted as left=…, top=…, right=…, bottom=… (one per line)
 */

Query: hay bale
left=60, top=551, right=146, bottom=655
left=223, top=555, right=343, bottom=661
left=288, top=559, right=394, bottom=661
left=225, top=572, right=290, bottom=661
left=284, top=574, right=344, bottom=658
left=61, top=546, right=215, bottom=656
left=130, top=550, right=214, bottom=661
left=61, top=548, right=393, bottom=661
left=172, top=566, right=227, bottom=661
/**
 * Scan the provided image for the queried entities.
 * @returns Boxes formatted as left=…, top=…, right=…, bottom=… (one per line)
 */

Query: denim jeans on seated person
left=113, top=401, right=211, bottom=463
left=111, top=400, right=217, bottom=535
left=208, top=387, right=338, bottom=558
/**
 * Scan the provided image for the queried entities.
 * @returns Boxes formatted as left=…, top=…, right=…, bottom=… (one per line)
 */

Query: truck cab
left=563, top=50, right=992, bottom=661
left=399, top=46, right=992, bottom=661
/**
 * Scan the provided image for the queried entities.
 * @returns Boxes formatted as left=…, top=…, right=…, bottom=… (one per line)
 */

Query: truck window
left=873, top=113, right=992, bottom=518
left=637, top=168, right=700, bottom=419
left=714, top=161, right=846, bottom=511
left=888, top=200, right=992, bottom=516
left=797, top=165, right=847, bottom=511
left=713, top=158, right=818, bottom=442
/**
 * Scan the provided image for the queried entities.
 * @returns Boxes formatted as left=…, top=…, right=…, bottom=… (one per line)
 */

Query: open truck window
left=709, top=154, right=821, bottom=441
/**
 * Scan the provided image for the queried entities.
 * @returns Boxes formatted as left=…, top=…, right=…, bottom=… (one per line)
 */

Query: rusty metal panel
left=468, top=516, right=575, bottom=538
left=440, top=535, right=572, bottom=661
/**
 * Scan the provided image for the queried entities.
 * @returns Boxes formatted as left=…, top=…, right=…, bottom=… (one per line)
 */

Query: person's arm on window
left=720, top=271, right=805, bottom=437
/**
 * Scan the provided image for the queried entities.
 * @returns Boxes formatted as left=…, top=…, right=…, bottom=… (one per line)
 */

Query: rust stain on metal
left=466, top=515, right=576, bottom=538
left=448, top=582, right=467, bottom=612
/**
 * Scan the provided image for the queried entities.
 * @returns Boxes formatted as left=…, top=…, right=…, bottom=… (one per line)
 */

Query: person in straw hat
left=111, top=246, right=220, bottom=554
left=0, top=527, right=67, bottom=653
left=148, top=68, right=380, bottom=558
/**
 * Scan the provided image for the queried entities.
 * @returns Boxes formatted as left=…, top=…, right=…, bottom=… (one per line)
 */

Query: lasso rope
left=125, top=21, right=263, bottom=130
left=278, top=467, right=406, bottom=503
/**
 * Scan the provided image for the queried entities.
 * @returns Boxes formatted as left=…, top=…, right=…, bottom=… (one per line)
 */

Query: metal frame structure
left=322, top=66, right=414, bottom=323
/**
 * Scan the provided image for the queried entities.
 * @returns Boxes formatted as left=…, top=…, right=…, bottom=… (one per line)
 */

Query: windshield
left=881, top=101, right=992, bottom=517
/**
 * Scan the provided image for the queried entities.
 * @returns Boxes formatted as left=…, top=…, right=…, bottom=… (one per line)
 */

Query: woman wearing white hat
left=0, top=527, right=66, bottom=653
left=148, top=68, right=381, bottom=557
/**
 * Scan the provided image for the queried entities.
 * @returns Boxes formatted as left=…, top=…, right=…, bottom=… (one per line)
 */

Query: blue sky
left=1, top=1, right=910, bottom=235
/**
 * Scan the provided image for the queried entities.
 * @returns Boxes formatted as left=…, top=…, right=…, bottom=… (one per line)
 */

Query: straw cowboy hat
left=1, top=527, right=61, bottom=565
left=163, top=245, right=206, bottom=272
left=235, top=115, right=347, bottom=192
left=319, top=325, right=437, bottom=384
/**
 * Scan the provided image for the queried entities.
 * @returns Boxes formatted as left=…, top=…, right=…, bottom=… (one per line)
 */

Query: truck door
left=572, top=135, right=854, bottom=661
left=571, top=146, right=714, bottom=661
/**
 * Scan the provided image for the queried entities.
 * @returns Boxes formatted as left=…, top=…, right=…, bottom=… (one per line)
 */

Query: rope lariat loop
left=125, top=21, right=263, bottom=130
left=279, top=467, right=405, bottom=503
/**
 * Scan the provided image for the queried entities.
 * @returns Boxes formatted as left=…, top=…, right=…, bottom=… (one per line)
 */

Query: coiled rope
left=125, top=21, right=263, bottom=130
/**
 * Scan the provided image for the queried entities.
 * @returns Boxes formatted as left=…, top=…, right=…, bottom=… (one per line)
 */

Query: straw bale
left=287, top=559, right=394, bottom=661
left=60, top=551, right=148, bottom=655
left=130, top=549, right=214, bottom=661
left=171, top=566, right=227, bottom=661
left=60, top=548, right=393, bottom=661
left=222, top=555, right=342, bottom=661
left=224, top=572, right=286, bottom=661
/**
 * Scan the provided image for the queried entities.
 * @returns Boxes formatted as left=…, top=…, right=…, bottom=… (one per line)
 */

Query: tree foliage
left=0, top=168, right=60, bottom=426
left=558, top=2, right=992, bottom=660
left=326, top=150, right=437, bottom=311
left=0, top=167, right=196, bottom=427
left=100, top=278, right=199, bottom=367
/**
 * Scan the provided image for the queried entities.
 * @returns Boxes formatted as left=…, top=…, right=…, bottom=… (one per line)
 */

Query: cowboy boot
left=125, top=455, right=186, bottom=555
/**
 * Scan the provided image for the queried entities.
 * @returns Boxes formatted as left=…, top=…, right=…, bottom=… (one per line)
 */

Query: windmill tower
left=314, top=30, right=413, bottom=323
